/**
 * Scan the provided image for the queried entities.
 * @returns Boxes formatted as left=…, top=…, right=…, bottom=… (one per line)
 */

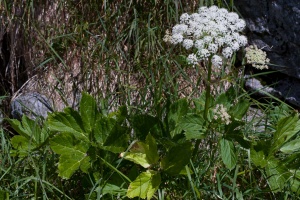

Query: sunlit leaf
left=121, top=150, right=150, bottom=168
left=147, top=171, right=161, bottom=199
left=280, top=138, right=300, bottom=153
left=48, top=108, right=88, bottom=142
left=7, top=115, right=41, bottom=142
left=50, top=132, right=90, bottom=179
left=121, top=134, right=159, bottom=168
left=127, top=170, right=161, bottom=199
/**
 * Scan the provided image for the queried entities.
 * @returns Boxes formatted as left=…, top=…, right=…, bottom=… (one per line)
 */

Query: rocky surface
left=235, top=0, right=300, bottom=107
left=245, top=73, right=300, bottom=108
left=11, top=92, right=53, bottom=120
left=235, top=0, right=300, bottom=79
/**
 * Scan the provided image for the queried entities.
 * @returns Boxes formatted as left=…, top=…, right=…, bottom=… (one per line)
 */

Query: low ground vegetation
left=0, top=0, right=300, bottom=199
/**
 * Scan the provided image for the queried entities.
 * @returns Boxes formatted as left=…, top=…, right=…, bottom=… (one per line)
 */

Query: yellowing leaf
left=121, top=134, right=159, bottom=168
left=127, top=170, right=161, bottom=199
left=122, top=151, right=150, bottom=168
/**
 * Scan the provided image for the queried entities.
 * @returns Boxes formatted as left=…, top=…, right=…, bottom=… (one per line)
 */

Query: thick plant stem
left=204, top=58, right=212, bottom=120
left=193, top=59, right=212, bottom=157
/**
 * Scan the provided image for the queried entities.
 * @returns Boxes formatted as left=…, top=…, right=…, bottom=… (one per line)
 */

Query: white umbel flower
left=187, top=53, right=198, bottom=65
left=222, top=47, right=233, bottom=58
left=172, top=24, right=188, bottom=35
left=198, top=49, right=211, bottom=59
left=226, top=12, right=239, bottom=23
left=208, top=43, right=218, bottom=54
left=194, top=40, right=205, bottom=50
left=164, top=5, right=248, bottom=66
left=231, top=41, right=240, bottom=51
left=237, top=35, right=248, bottom=46
left=182, top=39, right=194, bottom=50
left=212, top=55, right=223, bottom=68
left=245, top=45, right=270, bottom=70
left=180, top=13, right=190, bottom=23
left=213, top=104, right=231, bottom=125
left=171, top=34, right=183, bottom=44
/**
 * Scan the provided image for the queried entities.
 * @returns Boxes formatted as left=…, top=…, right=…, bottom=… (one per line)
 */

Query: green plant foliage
left=50, top=132, right=91, bottom=178
left=250, top=148, right=268, bottom=168
left=251, top=111, right=300, bottom=194
left=3, top=0, right=300, bottom=198
left=0, top=190, right=9, bottom=200
left=130, top=114, right=161, bottom=140
left=220, top=138, right=237, bottom=170
left=47, top=92, right=129, bottom=179
left=167, top=98, right=189, bottom=137
left=7, top=116, right=50, bottom=156
left=121, top=134, right=159, bottom=168
left=280, top=138, right=300, bottom=153
left=230, top=99, right=250, bottom=120
left=48, top=107, right=89, bottom=142
left=175, top=114, right=207, bottom=139
left=160, top=141, right=193, bottom=175
left=127, top=170, right=161, bottom=199
left=80, top=91, right=97, bottom=133
left=100, top=183, right=127, bottom=196
left=272, top=113, right=300, bottom=153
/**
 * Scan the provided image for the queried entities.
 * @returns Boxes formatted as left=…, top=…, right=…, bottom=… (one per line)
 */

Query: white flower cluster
left=165, top=5, right=248, bottom=67
left=245, top=45, right=270, bottom=70
left=213, top=104, right=231, bottom=125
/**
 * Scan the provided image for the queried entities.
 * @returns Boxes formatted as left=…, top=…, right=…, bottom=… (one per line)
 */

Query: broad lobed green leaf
left=50, top=132, right=91, bottom=179
left=127, top=170, right=161, bottom=199
left=48, top=108, right=89, bottom=142
left=175, top=114, right=207, bottom=139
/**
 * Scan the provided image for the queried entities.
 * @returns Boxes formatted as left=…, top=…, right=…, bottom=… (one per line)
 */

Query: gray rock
left=235, top=0, right=300, bottom=79
left=244, top=107, right=267, bottom=133
left=245, top=74, right=300, bottom=108
left=272, top=76, right=300, bottom=108
left=244, top=75, right=282, bottom=98
left=11, top=92, right=53, bottom=120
